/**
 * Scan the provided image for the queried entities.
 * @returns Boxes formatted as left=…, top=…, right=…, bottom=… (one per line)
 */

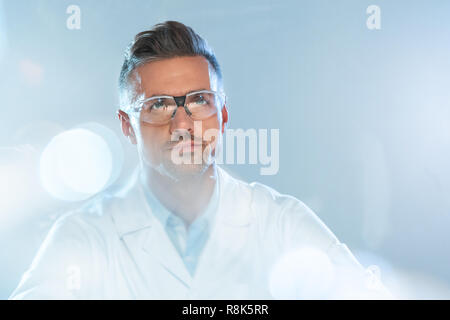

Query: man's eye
left=151, top=100, right=166, bottom=109
left=194, top=95, right=207, bottom=104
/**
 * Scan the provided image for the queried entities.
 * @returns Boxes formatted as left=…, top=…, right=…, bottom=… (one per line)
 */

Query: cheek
left=201, top=117, right=221, bottom=136
left=139, top=123, right=169, bottom=151
left=201, top=117, right=222, bottom=147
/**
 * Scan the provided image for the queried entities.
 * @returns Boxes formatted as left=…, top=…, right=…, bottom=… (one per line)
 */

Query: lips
left=171, top=139, right=204, bottom=153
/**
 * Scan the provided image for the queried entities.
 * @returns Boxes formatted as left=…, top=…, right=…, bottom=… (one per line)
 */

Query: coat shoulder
left=56, top=191, right=117, bottom=234
left=248, top=180, right=311, bottom=213
left=231, top=176, right=338, bottom=252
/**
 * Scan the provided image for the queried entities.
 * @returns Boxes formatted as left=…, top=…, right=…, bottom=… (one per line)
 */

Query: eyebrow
left=149, top=88, right=210, bottom=98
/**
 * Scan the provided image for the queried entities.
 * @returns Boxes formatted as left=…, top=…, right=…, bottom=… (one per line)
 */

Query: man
left=10, top=21, right=390, bottom=299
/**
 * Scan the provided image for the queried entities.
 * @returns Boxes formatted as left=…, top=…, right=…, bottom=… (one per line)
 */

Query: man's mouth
left=167, top=138, right=204, bottom=153
left=176, top=140, right=203, bottom=152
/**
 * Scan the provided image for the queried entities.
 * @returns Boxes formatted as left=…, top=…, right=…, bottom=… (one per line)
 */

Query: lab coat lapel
left=118, top=226, right=192, bottom=296
left=111, top=168, right=192, bottom=291
left=141, top=219, right=192, bottom=288
left=193, top=167, right=253, bottom=283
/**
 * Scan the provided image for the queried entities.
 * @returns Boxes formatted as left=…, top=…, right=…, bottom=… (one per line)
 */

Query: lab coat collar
left=111, top=164, right=251, bottom=237
left=109, top=166, right=153, bottom=238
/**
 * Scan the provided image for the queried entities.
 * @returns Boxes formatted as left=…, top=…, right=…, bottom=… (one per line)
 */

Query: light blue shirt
left=139, top=172, right=219, bottom=276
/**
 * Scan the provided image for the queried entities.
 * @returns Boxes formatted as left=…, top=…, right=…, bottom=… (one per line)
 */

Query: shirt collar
left=139, top=168, right=220, bottom=231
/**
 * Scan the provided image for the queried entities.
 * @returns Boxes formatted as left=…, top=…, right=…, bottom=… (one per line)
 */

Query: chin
left=162, top=160, right=211, bottom=181
left=144, top=146, right=215, bottom=182
left=156, top=148, right=210, bottom=181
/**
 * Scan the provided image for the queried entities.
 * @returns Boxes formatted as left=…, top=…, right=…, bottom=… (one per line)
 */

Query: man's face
left=119, top=56, right=228, bottom=181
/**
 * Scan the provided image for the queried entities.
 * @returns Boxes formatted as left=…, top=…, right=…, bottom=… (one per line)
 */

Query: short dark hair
left=118, top=20, right=223, bottom=108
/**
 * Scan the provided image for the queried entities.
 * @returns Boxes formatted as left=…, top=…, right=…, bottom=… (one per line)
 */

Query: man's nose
left=169, top=105, right=193, bottom=133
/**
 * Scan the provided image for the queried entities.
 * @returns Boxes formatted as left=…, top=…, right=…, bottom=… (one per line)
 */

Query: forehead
left=135, top=56, right=213, bottom=97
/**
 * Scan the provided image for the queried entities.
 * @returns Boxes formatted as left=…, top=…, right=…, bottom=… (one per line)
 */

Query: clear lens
left=186, top=92, right=221, bottom=120
left=139, top=97, right=177, bottom=124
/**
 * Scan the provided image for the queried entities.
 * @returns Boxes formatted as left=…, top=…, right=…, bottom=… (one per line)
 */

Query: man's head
left=117, top=21, right=228, bottom=181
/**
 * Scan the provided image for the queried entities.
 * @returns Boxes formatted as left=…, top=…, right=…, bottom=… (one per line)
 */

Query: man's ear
left=117, top=110, right=137, bottom=145
left=221, top=105, right=228, bottom=134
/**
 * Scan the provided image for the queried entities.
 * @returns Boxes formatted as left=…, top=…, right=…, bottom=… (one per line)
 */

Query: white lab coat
left=9, top=166, right=391, bottom=299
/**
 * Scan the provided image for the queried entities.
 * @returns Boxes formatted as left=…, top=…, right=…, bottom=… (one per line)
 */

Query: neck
left=142, top=164, right=217, bottom=226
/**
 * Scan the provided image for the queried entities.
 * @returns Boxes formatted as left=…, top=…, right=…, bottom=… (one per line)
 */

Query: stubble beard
left=160, top=143, right=214, bottom=182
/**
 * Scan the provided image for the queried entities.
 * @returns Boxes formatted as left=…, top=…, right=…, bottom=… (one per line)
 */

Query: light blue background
left=1, top=0, right=450, bottom=298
